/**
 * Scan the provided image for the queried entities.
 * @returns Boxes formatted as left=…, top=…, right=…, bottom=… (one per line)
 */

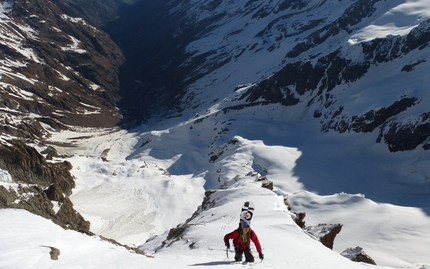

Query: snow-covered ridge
left=2, top=124, right=430, bottom=268
left=36, top=105, right=429, bottom=268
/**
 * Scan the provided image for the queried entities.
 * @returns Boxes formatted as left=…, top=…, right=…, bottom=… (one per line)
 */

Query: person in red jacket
left=224, top=220, right=264, bottom=262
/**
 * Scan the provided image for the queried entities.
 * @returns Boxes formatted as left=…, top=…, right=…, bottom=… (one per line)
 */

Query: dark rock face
left=0, top=140, right=74, bottom=192
left=61, top=0, right=134, bottom=28
left=319, top=224, right=342, bottom=250
left=1, top=0, right=124, bottom=134
left=382, top=120, right=430, bottom=152
left=305, top=223, right=343, bottom=250
left=293, top=212, right=306, bottom=228
left=0, top=0, right=126, bottom=233
left=0, top=140, right=90, bottom=232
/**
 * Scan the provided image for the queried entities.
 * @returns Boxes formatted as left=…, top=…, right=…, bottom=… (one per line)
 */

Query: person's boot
left=234, top=253, right=242, bottom=261
left=244, top=248, right=254, bottom=262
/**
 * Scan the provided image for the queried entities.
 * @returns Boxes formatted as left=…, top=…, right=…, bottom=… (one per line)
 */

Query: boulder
left=292, top=212, right=306, bottom=228
left=341, top=246, right=377, bottom=265
left=304, top=223, right=342, bottom=249
left=257, top=176, right=274, bottom=190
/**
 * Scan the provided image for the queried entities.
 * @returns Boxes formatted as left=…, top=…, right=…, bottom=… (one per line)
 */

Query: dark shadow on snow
left=189, top=260, right=234, bottom=266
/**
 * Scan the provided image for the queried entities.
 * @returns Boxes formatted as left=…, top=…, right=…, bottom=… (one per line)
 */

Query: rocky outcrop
left=258, top=176, right=274, bottom=190
left=341, top=246, right=377, bottom=265
left=0, top=140, right=90, bottom=233
left=292, top=212, right=306, bottom=228
left=49, top=246, right=61, bottom=260
left=0, top=140, right=73, bottom=192
left=40, top=246, right=61, bottom=260
left=305, top=223, right=343, bottom=250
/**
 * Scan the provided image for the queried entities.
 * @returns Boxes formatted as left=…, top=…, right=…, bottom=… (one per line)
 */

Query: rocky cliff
left=0, top=0, right=125, bottom=233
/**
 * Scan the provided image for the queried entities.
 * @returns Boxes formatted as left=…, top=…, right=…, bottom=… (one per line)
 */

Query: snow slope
left=1, top=170, right=429, bottom=269
left=1, top=0, right=430, bottom=269
left=0, top=208, right=153, bottom=269
left=1, top=112, right=430, bottom=268
left=9, top=111, right=424, bottom=269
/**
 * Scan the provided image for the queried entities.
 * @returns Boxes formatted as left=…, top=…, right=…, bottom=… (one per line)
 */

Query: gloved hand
left=259, top=252, right=264, bottom=260
left=225, top=240, right=230, bottom=249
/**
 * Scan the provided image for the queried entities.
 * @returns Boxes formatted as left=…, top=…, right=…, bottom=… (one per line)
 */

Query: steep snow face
left=2, top=129, right=430, bottom=268
left=41, top=104, right=430, bottom=268
left=350, top=0, right=430, bottom=43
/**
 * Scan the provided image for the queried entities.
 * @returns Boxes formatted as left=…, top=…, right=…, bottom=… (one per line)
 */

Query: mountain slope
left=107, top=0, right=430, bottom=152
left=6, top=124, right=429, bottom=268
left=0, top=0, right=430, bottom=268
left=0, top=0, right=124, bottom=233
left=0, top=0, right=124, bottom=132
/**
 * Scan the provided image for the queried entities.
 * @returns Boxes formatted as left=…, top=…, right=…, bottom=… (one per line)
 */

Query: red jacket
left=224, top=228, right=262, bottom=253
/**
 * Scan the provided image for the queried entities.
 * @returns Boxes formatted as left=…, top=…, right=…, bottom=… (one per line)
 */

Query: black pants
left=234, top=247, right=254, bottom=262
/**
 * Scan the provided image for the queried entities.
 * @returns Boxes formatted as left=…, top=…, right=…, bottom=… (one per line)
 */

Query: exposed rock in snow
left=341, top=246, right=377, bottom=265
